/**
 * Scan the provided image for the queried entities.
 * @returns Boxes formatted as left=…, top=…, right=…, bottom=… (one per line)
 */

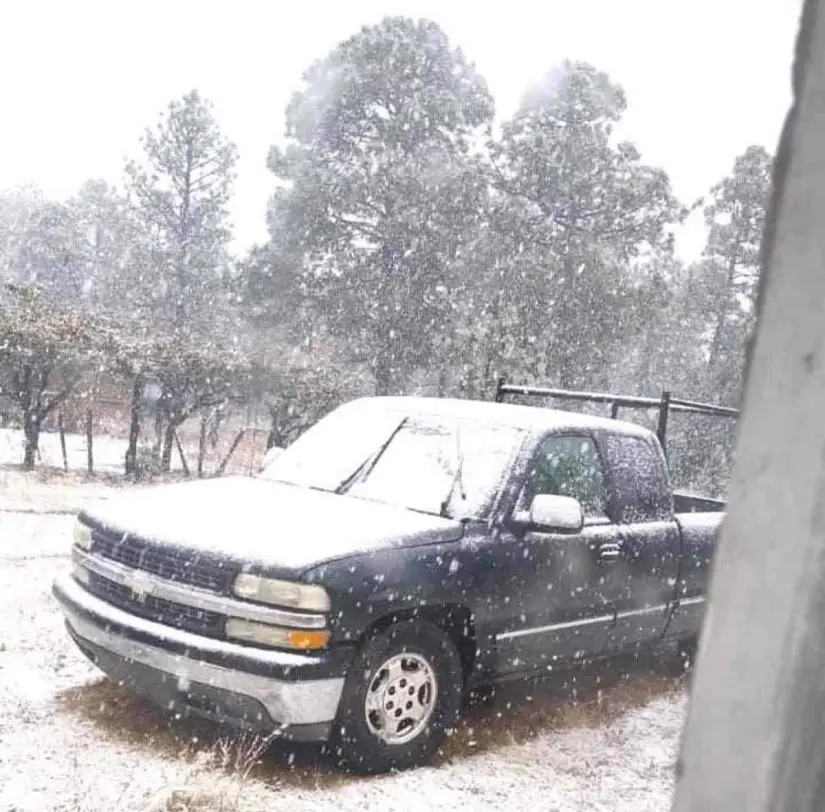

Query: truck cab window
left=602, top=435, right=673, bottom=523
left=520, top=435, right=607, bottom=518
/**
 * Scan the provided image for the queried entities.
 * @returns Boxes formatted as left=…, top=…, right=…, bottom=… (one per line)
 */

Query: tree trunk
left=266, top=419, right=282, bottom=451
left=22, top=409, right=39, bottom=471
left=152, top=404, right=164, bottom=466
left=373, top=351, right=393, bottom=396
left=197, top=415, right=208, bottom=477
left=161, top=420, right=176, bottom=473
left=436, top=362, right=448, bottom=398
left=125, top=376, right=142, bottom=476
left=707, top=253, right=740, bottom=378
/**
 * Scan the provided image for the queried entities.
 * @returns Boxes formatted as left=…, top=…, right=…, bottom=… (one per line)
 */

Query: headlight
left=225, top=618, right=330, bottom=650
left=73, top=521, right=93, bottom=551
left=232, top=574, right=331, bottom=612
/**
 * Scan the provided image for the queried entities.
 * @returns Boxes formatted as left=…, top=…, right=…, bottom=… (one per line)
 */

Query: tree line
left=0, top=16, right=772, bottom=494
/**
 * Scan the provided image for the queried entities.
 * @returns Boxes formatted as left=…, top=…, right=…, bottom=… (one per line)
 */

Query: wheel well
left=366, top=604, right=477, bottom=682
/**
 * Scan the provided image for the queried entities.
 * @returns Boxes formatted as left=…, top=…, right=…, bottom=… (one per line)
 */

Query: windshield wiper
left=440, top=423, right=467, bottom=519
left=335, top=416, right=409, bottom=495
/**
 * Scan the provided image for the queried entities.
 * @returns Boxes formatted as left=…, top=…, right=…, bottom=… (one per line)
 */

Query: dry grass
left=436, top=648, right=686, bottom=763
left=55, top=647, right=688, bottom=806
left=55, top=677, right=348, bottom=792
left=56, top=724, right=283, bottom=812
left=139, top=733, right=283, bottom=812
left=55, top=681, right=289, bottom=811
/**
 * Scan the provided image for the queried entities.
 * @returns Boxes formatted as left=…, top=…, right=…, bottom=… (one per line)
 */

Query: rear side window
left=602, top=434, right=673, bottom=523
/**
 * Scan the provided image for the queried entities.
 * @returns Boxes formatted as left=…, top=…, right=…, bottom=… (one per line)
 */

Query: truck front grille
left=85, top=571, right=226, bottom=638
left=89, top=529, right=237, bottom=593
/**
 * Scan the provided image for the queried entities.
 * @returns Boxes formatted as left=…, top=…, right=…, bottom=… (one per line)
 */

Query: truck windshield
left=259, top=401, right=523, bottom=518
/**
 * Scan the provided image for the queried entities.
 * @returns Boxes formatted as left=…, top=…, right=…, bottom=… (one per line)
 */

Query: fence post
left=58, top=413, right=69, bottom=472
left=197, top=416, right=207, bottom=478
left=85, top=410, right=93, bottom=476
left=217, top=429, right=246, bottom=477
left=173, top=430, right=190, bottom=477
left=494, top=376, right=506, bottom=403
left=656, top=390, right=670, bottom=456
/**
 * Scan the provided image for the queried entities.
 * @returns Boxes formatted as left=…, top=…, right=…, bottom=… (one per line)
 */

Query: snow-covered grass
left=0, top=428, right=136, bottom=476
left=0, top=480, right=688, bottom=812
left=0, top=421, right=259, bottom=516
left=0, top=467, right=123, bottom=515
left=0, top=421, right=265, bottom=487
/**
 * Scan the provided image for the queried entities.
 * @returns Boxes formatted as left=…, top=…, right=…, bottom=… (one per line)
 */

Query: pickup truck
left=52, top=395, right=721, bottom=773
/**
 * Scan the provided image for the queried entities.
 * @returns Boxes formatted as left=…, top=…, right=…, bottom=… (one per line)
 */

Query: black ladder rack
left=493, top=378, right=739, bottom=455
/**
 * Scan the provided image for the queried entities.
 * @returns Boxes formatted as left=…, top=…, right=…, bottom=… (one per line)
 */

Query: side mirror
left=529, top=494, right=584, bottom=533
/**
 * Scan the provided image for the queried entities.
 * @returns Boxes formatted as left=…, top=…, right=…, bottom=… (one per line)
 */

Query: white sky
left=0, top=0, right=802, bottom=259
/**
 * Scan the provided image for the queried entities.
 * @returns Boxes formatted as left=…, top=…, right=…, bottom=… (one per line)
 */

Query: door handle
left=598, top=541, right=621, bottom=562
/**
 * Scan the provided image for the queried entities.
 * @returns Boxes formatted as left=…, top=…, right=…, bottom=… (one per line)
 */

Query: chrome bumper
left=52, top=574, right=345, bottom=731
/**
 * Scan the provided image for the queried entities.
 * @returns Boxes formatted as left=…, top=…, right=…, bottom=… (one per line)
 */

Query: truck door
left=596, top=432, right=680, bottom=654
left=493, top=433, right=620, bottom=675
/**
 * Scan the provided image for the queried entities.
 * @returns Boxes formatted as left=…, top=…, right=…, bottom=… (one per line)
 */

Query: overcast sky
left=0, top=0, right=802, bottom=259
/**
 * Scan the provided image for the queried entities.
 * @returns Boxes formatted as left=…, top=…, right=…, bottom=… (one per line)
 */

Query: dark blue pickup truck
left=53, top=395, right=722, bottom=773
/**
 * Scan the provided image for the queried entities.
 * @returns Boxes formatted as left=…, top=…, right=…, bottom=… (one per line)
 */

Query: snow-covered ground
left=0, top=428, right=182, bottom=478
left=0, top=422, right=265, bottom=485
left=0, top=478, right=688, bottom=812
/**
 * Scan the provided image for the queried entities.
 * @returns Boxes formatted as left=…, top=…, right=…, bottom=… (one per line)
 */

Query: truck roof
left=358, top=396, right=656, bottom=440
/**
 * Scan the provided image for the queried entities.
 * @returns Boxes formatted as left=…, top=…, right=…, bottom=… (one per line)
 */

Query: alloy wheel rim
left=363, top=651, right=438, bottom=745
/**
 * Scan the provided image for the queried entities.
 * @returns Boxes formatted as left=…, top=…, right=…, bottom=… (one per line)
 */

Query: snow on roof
left=349, top=396, right=656, bottom=440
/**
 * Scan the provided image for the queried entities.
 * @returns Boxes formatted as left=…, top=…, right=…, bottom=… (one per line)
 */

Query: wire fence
left=0, top=399, right=272, bottom=478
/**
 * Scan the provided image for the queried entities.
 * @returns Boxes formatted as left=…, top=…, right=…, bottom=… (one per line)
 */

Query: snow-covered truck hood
left=79, top=475, right=464, bottom=572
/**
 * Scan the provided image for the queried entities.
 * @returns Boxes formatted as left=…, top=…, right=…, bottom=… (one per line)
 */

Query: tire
left=329, top=620, right=464, bottom=774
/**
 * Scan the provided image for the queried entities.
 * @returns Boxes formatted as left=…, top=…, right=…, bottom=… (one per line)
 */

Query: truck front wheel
left=329, top=620, right=463, bottom=773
